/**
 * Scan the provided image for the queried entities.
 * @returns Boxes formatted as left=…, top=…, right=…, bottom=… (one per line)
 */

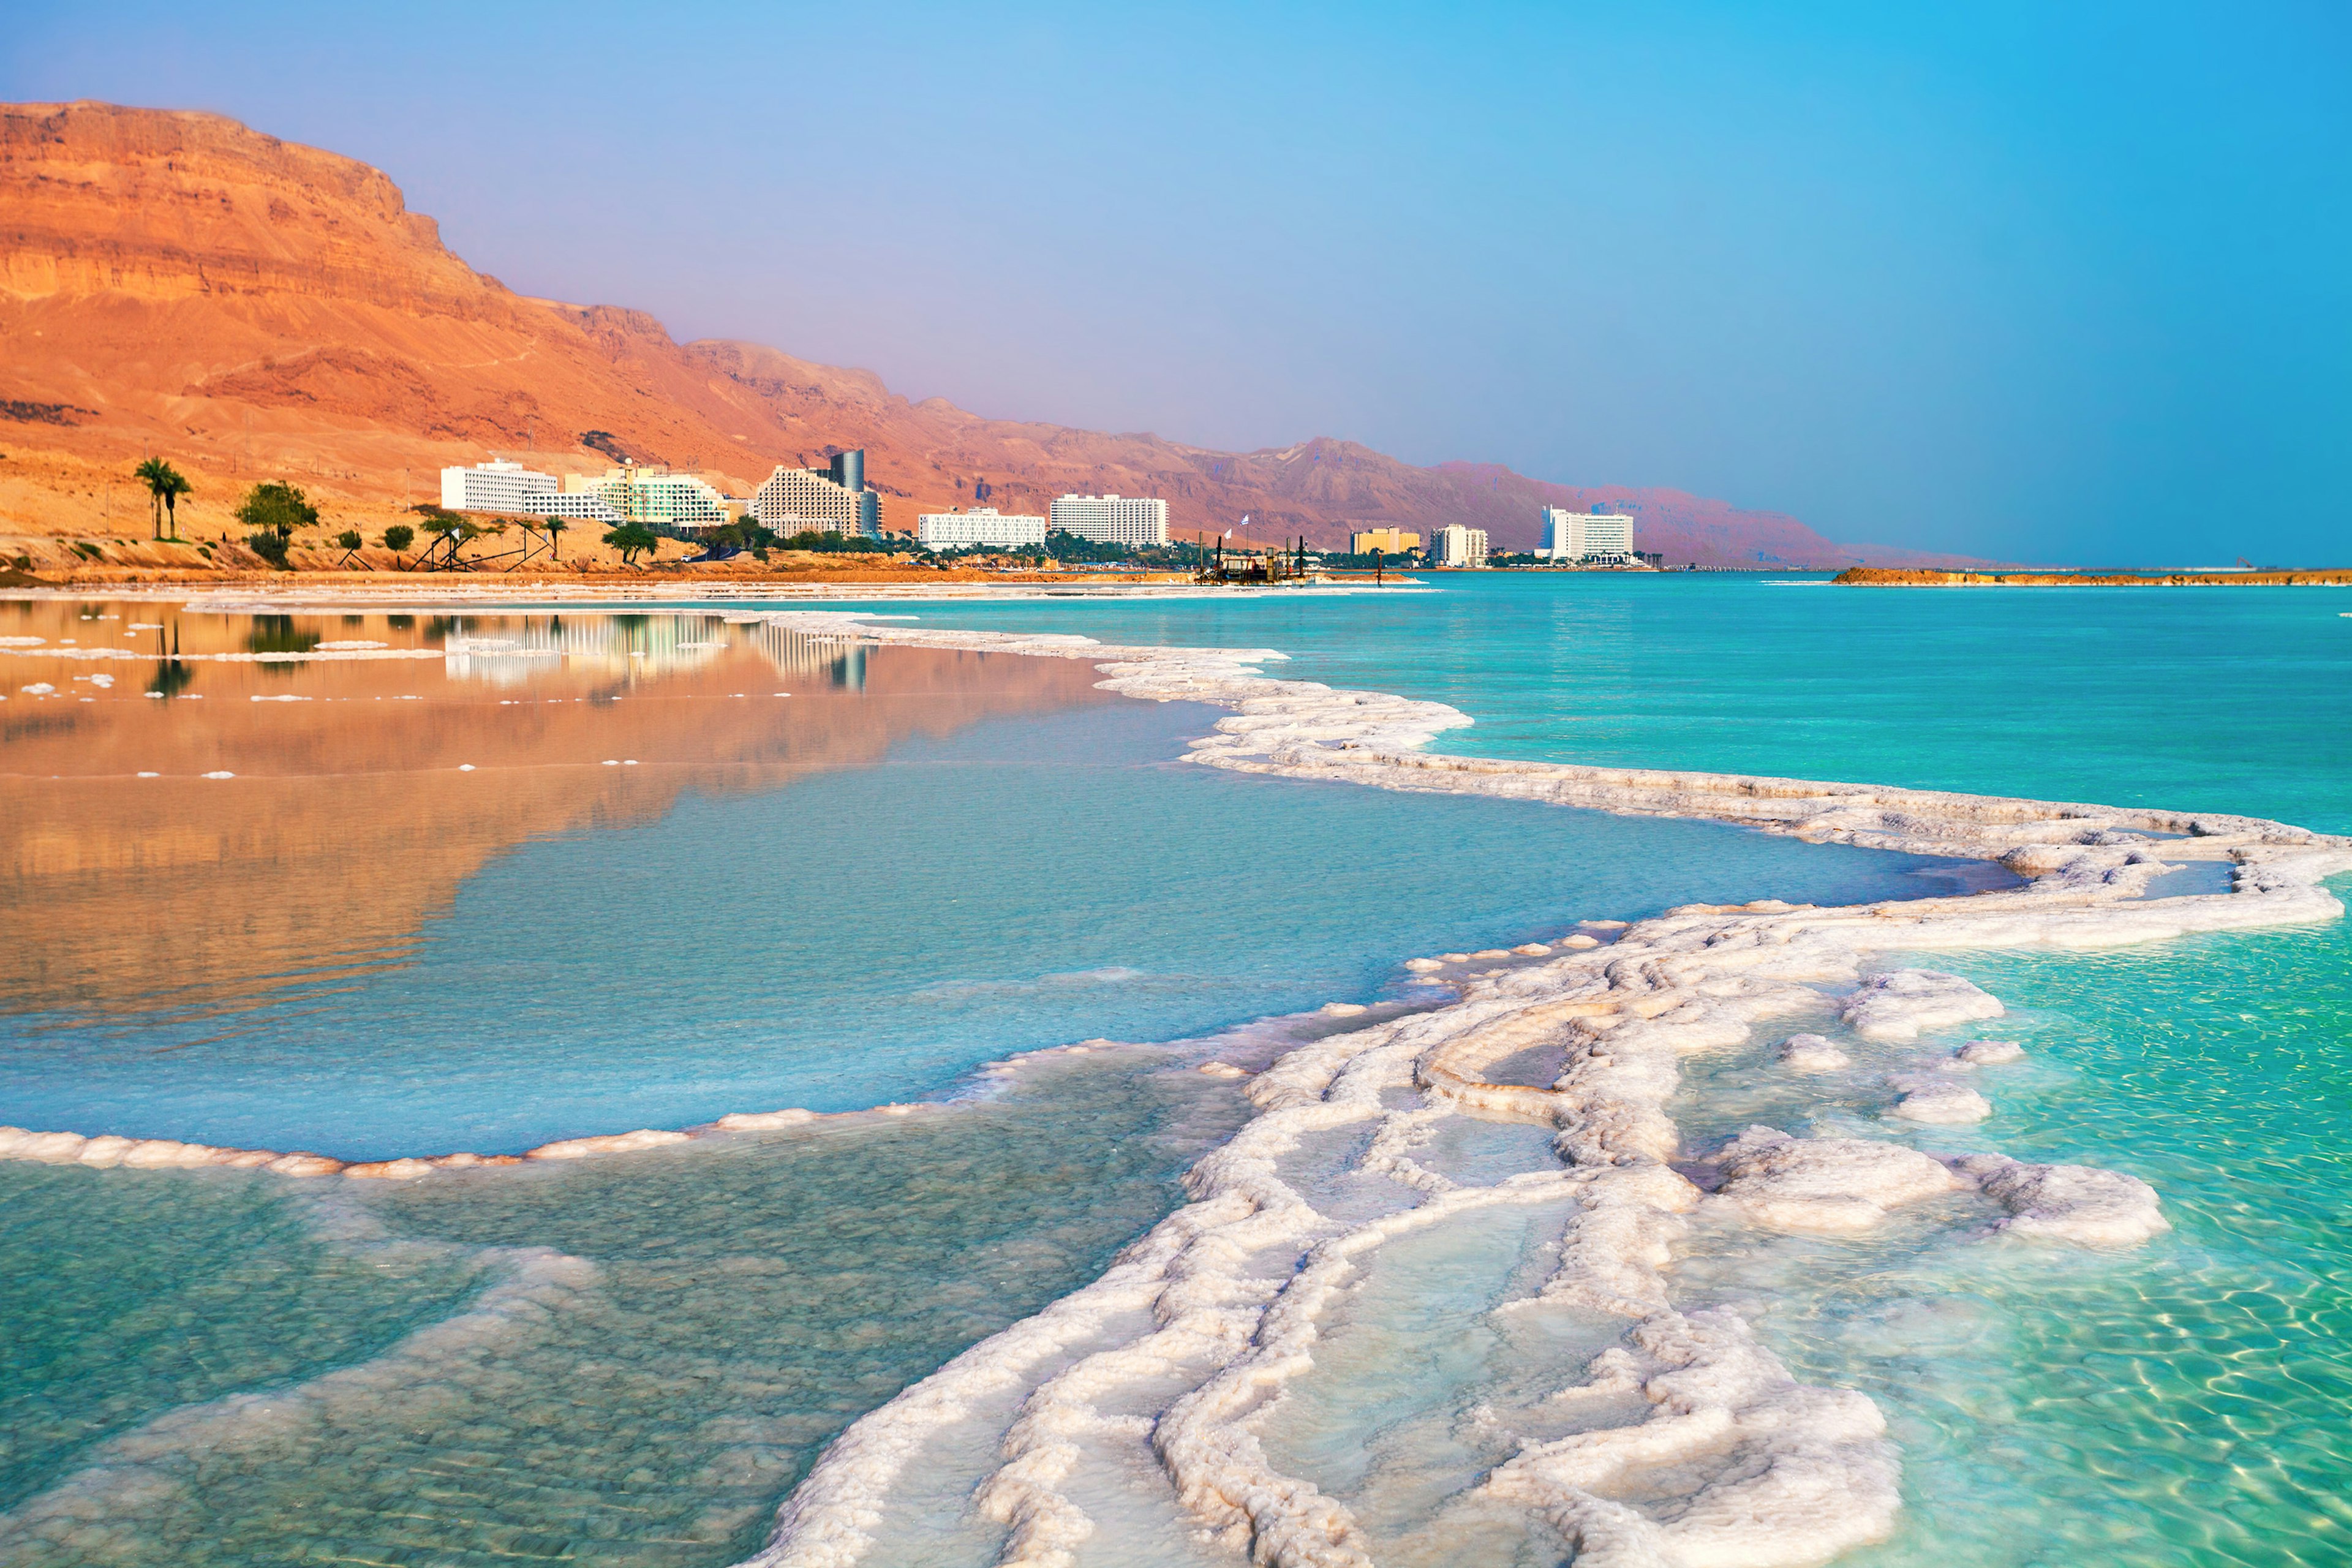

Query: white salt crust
left=1840, top=969, right=2005, bottom=1042
left=1776, top=1033, right=1852, bottom=1072
left=710, top=614, right=2348, bottom=1568
left=1884, top=1072, right=1995, bottom=1125
left=9, top=609, right=2347, bottom=1568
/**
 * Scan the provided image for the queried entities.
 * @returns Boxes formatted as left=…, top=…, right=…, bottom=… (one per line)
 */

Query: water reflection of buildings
left=439, top=616, right=867, bottom=690
left=750, top=623, right=867, bottom=690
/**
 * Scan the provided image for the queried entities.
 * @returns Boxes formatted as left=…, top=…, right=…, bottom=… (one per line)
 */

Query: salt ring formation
left=8, top=608, right=2350, bottom=1568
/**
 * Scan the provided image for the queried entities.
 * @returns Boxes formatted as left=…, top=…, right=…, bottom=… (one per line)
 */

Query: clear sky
left=6, top=1, right=2346, bottom=563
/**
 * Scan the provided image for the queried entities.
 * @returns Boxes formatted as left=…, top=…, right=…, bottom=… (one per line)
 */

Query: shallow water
left=5, top=584, right=2350, bottom=1566
left=0, top=1050, right=1249, bottom=1564
left=1, top=601, right=1968, bottom=1156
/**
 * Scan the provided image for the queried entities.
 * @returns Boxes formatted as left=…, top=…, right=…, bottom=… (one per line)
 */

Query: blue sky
left=6, top=1, right=2346, bottom=562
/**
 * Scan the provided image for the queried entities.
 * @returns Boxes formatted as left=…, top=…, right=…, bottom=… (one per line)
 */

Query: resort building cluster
left=442, top=455, right=1175, bottom=557
left=437, top=455, right=1647, bottom=568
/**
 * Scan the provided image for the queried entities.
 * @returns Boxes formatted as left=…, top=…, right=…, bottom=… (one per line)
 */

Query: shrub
left=382, top=524, right=414, bottom=553
left=603, top=523, right=658, bottom=565
left=236, top=481, right=319, bottom=538
left=246, top=530, right=291, bottom=568
left=334, top=529, right=363, bottom=551
left=72, top=541, right=102, bottom=560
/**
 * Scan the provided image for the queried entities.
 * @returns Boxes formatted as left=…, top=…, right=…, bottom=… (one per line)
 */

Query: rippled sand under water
left=0, top=1050, right=1251, bottom=1566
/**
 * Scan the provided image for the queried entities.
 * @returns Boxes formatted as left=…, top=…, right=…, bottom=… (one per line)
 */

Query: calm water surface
left=2, top=581, right=2346, bottom=1567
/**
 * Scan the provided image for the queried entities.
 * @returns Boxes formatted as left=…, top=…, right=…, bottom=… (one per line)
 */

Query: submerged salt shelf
left=6, top=592, right=2351, bottom=1568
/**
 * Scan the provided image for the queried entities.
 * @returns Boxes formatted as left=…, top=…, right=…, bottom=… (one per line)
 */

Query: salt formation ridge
left=710, top=612, right=2348, bottom=1568
left=8, top=606, right=2349, bottom=1567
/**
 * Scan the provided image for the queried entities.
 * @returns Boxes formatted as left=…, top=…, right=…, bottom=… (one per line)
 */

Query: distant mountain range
left=0, top=101, right=1995, bottom=567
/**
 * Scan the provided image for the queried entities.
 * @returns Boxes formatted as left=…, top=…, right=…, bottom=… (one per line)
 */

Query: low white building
left=1435, top=524, right=1490, bottom=568
left=1540, top=507, right=1635, bottom=564
left=916, top=507, right=1049, bottom=552
left=1049, top=494, right=1168, bottom=549
left=442, top=458, right=560, bottom=514
left=440, top=458, right=731, bottom=528
left=568, top=467, right=728, bottom=529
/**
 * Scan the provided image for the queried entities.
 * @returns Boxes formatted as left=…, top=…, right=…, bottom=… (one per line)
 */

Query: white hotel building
left=1435, top=524, right=1490, bottom=568
left=442, top=458, right=561, bottom=514
left=440, top=458, right=729, bottom=528
left=1049, top=494, right=1168, bottom=549
left=1540, top=507, right=1635, bottom=564
left=916, top=507, right=1049, bottom=552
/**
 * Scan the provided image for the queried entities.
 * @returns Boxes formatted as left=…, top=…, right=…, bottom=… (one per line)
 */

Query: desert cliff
left=1, top=101, right=1980, bottom=570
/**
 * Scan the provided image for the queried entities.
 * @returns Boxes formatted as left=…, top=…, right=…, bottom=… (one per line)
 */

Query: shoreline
left=8, top=605, right=2338, bottom=1175
left=7, top=601, right=2350, bottom=1567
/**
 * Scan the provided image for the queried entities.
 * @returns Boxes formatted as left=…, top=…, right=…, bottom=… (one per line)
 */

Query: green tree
left=157, top=466, right=193, bottom=540
left=541, top=516, right=568, bottom=560
left=603, top=522, right=658, bottom=566
left=134, top=458, right=172, bottom=540
left=236, top=482, right=320, bottom=570
left=382, top=523, right=415, bottom=554
left=334, top=529, right=363, bottom=552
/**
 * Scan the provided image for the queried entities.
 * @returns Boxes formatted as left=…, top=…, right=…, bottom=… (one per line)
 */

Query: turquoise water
left=1653, top=887, right=2352, bottom=1567
left=0, top=1050, right=1251, bottom=1562
left=4, top=578, right=2350, bottom=1566
left=2, top=655, right=1963, bottom=1159
left=820, top=574, right=2352, bottom=833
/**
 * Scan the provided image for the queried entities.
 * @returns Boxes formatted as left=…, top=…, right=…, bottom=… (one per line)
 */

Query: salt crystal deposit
left=1886, top=1072, right=1996, bottom=1124
left=10, top=606, right=2346, bottom=1568
left=1777, top=1033, right=1852, bottom=1072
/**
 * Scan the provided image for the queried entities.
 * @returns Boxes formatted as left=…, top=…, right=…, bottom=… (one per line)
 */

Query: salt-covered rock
left=342, top=1158, right=438, bottom=1180
left=1776, top=1033, right=1852, bottom=1072
left=1562, top=933, right=1602, bottom=949
left=264, top=1152, right=344, bottom=1177
left=1954, top=1039, right=2026, bottom=1065
left=1487, top=1308, right=1899, bottom=1568
left=1841, top=969, right=2005, bottom=1042
left=526, top=1128, right=693, bottom=1160
left=1886, top=1073, right=1993, bottom=1124
left=1715, top=1126, right=1964, bottom=1231
left=75, top=1135, right=138, bottom=1167
left=1954, top=1153, right=2169, bottom=1246
left=714, top=1108, right=819, bottom=1132
left=10, top=1130, right=89, bottom=1163
left=1197, top=1062, right=1248, bottom=1079
left=118, top=1139, right=220, bottom=1169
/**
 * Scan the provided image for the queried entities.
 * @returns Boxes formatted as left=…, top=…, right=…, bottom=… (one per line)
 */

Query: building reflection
left=0, top=603, right=1108, bottom=1021
left=437, top=615, right=868, bottom=690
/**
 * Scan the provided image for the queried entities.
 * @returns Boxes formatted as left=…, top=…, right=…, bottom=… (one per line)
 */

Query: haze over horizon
left=5, top=0, right=2345, bottom=565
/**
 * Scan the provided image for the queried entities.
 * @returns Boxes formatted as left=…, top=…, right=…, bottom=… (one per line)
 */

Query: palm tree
left=159, top=466, right=192, bottom=540
left=134, top=458, right=170, bottom=540
left=543, top=516, right=567, bottom=560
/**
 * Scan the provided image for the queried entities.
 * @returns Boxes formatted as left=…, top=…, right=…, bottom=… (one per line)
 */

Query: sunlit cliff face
left=0, top=601, right=1111, bottom=1016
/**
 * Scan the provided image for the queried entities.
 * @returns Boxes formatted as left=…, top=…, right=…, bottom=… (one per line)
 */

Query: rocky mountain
left=0, top=100, right=1984, bottom=566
